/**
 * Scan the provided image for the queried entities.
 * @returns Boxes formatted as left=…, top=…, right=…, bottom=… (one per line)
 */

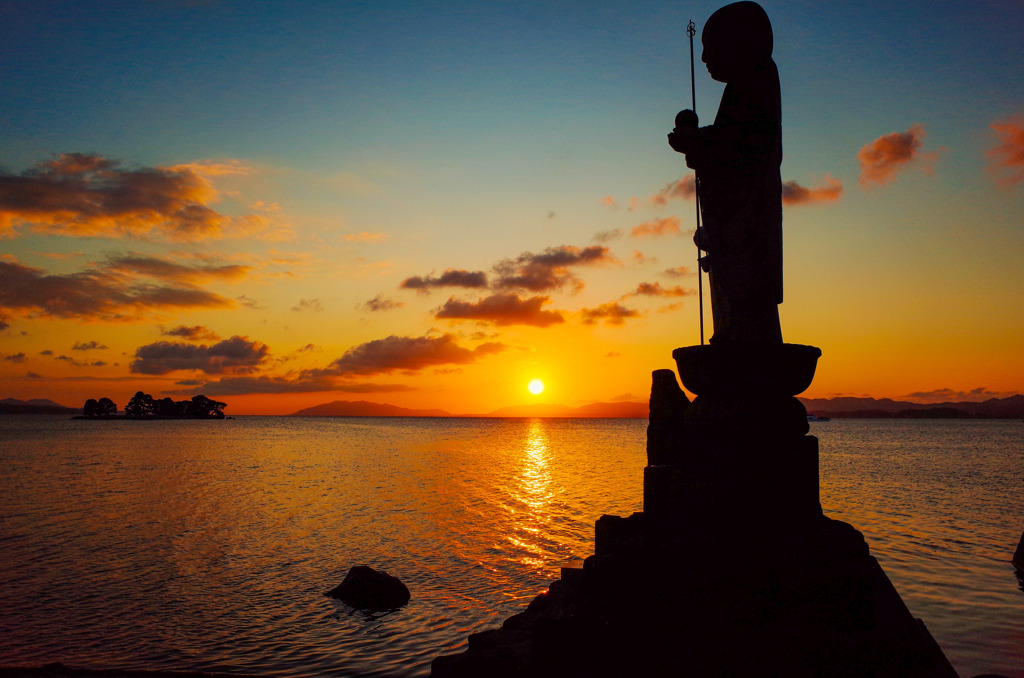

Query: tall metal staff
left=685, top=19, right=705, bottom=345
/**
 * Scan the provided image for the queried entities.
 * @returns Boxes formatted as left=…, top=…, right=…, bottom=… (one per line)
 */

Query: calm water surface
left=0, top=416, right=1021, bottom=677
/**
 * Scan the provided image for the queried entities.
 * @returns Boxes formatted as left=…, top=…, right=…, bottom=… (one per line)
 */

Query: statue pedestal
left=645, top=343, right=824, bottom=561
left=432, top=344, right=958, bottom=678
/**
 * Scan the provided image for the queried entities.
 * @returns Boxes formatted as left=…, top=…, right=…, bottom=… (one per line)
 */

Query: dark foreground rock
left=325, top=565, right=410, bottom=610
left=0, top=664, right=261, bottom=678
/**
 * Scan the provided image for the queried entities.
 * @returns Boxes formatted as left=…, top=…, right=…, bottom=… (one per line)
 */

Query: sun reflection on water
left=504, top=420, right=555, bottom=570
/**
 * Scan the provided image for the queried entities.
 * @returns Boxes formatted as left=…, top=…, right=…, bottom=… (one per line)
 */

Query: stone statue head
left=701, top=1, right=774, bottom=83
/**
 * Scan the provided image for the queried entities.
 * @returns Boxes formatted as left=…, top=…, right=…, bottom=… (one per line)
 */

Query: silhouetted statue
left=668, top=1, right=782, bottom=345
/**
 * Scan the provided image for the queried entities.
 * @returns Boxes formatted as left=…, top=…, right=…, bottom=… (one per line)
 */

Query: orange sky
left=2, top=1, right=1023, bottom=414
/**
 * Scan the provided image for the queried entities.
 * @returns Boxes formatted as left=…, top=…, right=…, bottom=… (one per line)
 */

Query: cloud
left=435, top=293, right=566, bottom=327
left=632, top=250, right=656, bottom=265
left=3, top=352, right=27, bottom=363
left=661, top=266, right=692, bottom=278
left=400, top=269, right=489, bottom=292
left=341, top=231, right=389, bottom=243
left=55, top=355, right=106, bottom=367
left=291, top=298, right=323, bottom=312
left=580, top=302, right=642, bottom=326
left=171, top=335, right=505, bottom=395
left=275, top=343, right=320, bottom=364
left=626, top=282, right=694, bottom=298
left=782, top=174, right=843, bottom=205
left=235, top=295, right=265, bottom=310
left=0, top=153, right=285, bottom=240
left=986, top=114, right=1024, bottom=186
left=630, top=217, right=682, bottom=238
left=163, top=325, right=221, bottom=342
left=105, top=253, right=252, bottom=284
left=902, top=386, right=1012, bottom=403
left=362, top=295, right=405, bottom=312
left=130, top=336, right=270, bottom=375
left=312, top=333, right=505, bottom=377
left=592, top=229, right=623, bottom=243
left=493, top=245, right=616, bottom=293
left=857, top=125, right=936, bottom=186
left=650, top=175, right=696, bottom=205
left=72, top=341, right=108, bottom=351
left=0, top=259, right=234, bottom=323
left=600, top=196, right=618, bottom=209
left=40, top=350, right=54, bottom=356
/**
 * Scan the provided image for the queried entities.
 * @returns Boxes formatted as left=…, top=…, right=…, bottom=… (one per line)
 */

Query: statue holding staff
left=668, top=1, right=783, bottom=345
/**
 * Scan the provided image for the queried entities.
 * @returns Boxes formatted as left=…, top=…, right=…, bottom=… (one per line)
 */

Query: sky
left=1, top=0, right=1023, bottom=415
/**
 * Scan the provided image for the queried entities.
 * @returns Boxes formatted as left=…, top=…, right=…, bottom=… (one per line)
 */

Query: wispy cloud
left=311, top=333, right=505, bottom=377
left=782, top=174, right=843, bottom=205
left=0, top=259, right=234, bottom=323
left=625, top=281, right=694, bottom=298
left=857, top=125, right=937, bottom=186
left=493, top=245, right=616, bottom=293
left=130, top=336, right=270, bottom=375
left=341, top=231, right=389, bottom=243
left=0, top=153, right=288, bottom=241
left=163, top=325, right=222, bottom=342
left=986, top=114, right=1024, bottom=186
left=630, top=217, right=682, bottom=238
left=71, top=341, right=108, bottom=351
left=55, top=354, right=107, bottom=367
left=290, top=298, right=324, bottom=312
left=400, top=269, right=488, bottom=292
left=580, top=302, right=642, bottom=326
left=105, top=253, right=252, bottom=284
left=650, top=175, right=696, bottom=205
left=660, top=266, right=692, bottom=278
left=435, top=293, right=565, bottom=327
left=362, top=295, right=405, bottom=312
left=902, top=386, right=1013, bottom=403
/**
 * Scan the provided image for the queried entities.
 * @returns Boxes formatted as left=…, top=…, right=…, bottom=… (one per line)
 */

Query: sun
left=527, top=379, right=545, bottom=395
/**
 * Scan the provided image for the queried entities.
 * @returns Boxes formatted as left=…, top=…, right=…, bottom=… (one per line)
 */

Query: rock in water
left=1013, top=531, right=1024, bottom=569
left=325, top=565, right=410, bottom=610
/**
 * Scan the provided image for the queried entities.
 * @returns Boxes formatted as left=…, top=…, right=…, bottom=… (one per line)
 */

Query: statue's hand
left=694, top=227, right=709, bottom=251
left=667, top=127, right=696, bottom=154
left=675, top=109, right=698, bottom=129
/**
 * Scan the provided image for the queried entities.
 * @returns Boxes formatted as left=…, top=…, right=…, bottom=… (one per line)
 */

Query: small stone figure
left=668, top=1, right=783, bottom=345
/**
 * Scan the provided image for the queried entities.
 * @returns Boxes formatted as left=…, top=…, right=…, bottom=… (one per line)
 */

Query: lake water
left=0, top=416, right=1021, bottom=677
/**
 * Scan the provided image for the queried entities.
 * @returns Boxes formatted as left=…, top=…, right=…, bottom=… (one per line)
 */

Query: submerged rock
left=325, top=565, right=410, bottom=610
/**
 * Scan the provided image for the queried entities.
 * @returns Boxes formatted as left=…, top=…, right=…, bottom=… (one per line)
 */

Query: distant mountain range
left=291, top=395, right=1024, bottom=419
left=291, top=400, right=452, bottom=417
left=290, top=399, right=649, bottom=418
left=0, top=397, right=79, bottom=415
left=798, top=394, right=1024, bottom=419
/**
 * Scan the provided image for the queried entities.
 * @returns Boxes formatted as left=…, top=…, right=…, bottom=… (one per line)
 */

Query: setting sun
left=527, top=379, right=545, bottom=395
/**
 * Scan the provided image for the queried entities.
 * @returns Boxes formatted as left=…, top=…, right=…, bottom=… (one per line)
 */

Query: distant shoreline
left=69, top=415, right=229, bottom=421
left=3, top=394, right=1023, bottom=419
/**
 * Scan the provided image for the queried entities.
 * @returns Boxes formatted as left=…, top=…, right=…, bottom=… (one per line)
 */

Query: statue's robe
left=686, top=58, right=783, bottom=343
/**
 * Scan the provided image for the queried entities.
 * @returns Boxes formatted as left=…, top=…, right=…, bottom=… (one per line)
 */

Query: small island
left=76, top=391, right=228, bottom=420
